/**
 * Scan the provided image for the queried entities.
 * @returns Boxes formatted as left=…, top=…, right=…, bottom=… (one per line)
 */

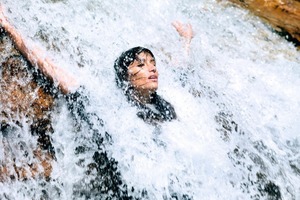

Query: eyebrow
left=136, top=57, right=146, bottom=63
left=135, top=57, right=155, bottom=64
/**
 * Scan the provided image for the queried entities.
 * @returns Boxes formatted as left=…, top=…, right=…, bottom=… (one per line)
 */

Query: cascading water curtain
left=1, top=0, right=299, bottom=199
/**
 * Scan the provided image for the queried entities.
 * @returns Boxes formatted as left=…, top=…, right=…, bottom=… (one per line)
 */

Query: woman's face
left=128, top=52, right=158, bottom=94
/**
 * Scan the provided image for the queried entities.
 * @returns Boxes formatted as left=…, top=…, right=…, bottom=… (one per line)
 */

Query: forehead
left=136, top=51, right=155, bottom=61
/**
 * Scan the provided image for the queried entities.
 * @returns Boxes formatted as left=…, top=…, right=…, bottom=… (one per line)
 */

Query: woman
left=114, top=27, right=193, bottom=124
left=114, top=47, right=177, bottom=124
left=0, top=3, right=193, bottom=196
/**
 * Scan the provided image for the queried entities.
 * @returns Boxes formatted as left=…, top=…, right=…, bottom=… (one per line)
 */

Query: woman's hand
left=172, top=21, right=194, bottom=43
left=0, top=4, right=8, bottom=27
left=172, top=21, right=194, bottom=55
left=0, top=3, right=78, bottom=94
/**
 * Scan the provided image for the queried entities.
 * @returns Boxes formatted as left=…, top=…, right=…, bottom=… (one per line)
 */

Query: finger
left=188, top=23, right=193, bottom=32
left=187, top=23, right=194, bottom=37
left=0, top=4, right=4, bottom=13
left=172, top=21, right=183, bottom=31
left=0, top=6, right=6, bottom=24
left=171, top=21, right=179, bottom=27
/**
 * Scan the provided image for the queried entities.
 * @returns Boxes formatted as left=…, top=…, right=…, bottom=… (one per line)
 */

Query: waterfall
left=1, top=0, right=299, bottom=199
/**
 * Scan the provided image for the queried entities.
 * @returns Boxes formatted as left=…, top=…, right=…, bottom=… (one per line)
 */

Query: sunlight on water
left=1, top=0, right=300, bottom=199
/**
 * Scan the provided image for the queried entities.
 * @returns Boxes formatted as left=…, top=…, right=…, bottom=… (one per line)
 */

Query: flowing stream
left=0, top=0, right=300, bottom=199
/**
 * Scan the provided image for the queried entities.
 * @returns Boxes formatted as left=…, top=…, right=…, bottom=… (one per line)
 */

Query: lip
left=148, top=75, right=158, bottom=81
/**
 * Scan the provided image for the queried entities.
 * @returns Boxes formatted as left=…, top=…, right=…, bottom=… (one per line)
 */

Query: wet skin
left=128, top=52, right=158, bottom=95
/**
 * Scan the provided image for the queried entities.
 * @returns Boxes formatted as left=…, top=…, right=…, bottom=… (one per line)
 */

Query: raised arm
left=0, top=5, right=78, bottom=94
left=172, top=21, right=194, bottom=54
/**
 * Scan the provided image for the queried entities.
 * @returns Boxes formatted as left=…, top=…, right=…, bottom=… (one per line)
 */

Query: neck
left=131, top=89, right=155, bottom=104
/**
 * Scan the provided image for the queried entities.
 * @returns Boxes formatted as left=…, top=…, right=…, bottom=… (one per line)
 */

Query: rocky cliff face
left=228, top=0, right=300, bottom=47
left=0, top=28, right=54, bottom=180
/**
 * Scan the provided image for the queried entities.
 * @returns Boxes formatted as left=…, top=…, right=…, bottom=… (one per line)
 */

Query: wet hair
left=114, top=46, right=155, bottom=91
left=114, top=47, right=177, bottom=124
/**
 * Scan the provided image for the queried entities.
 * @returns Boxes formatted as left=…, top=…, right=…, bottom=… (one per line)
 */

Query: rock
left=228, top=0, right=300, bottom=47
left=0, top=30, right=55, bottom=181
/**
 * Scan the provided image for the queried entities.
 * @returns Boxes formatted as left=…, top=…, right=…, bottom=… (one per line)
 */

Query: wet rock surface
left=228, top=0, right=300, bottom=47
left=0, top=27, right=55, bottom=180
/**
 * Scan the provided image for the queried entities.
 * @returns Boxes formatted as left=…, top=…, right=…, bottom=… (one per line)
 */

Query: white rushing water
left=1, top=0, right=300, bottom=199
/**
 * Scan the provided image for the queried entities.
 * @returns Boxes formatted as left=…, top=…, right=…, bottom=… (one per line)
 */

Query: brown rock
left=228, top=0, right=300, bottom=46
left=0, top=32, right=55, bottom=181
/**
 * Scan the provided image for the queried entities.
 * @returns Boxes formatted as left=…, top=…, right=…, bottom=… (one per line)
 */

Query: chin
left=148, top=83, right=158, bottom=92
left=137, top=83, right=158, bottom=94
left=143, top=87, right=157, bottom=94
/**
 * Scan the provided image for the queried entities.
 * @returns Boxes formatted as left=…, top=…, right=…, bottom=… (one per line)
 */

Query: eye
left=137, top=63, right=144, bottom=67
left=150, top=59, right=156, bottom=66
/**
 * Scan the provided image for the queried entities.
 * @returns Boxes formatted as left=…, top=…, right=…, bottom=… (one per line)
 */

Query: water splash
left=1, top=0, right=300, bottom=199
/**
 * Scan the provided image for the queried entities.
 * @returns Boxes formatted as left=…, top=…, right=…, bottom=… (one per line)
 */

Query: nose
left=148, top=63, right=156, bottom=72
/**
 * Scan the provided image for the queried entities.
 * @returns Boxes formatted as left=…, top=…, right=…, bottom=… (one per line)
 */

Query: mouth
left=148, top=75, right=158, bottom=81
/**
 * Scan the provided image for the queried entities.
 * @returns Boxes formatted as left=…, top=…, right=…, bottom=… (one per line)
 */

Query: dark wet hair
left=114, top=47, right=177, bottom=124
left=114, top=46, right=155, bottom=91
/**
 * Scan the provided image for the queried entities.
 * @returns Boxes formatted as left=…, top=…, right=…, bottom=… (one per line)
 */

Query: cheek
left=129, top=71, right=151, bottom=87
left=129, top=68, right=148, bottom=80
left=128, top=68, right=141, bottom=75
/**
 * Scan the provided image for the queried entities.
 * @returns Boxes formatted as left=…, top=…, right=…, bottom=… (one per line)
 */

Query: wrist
left=185, top=38, right=192, bottom=44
